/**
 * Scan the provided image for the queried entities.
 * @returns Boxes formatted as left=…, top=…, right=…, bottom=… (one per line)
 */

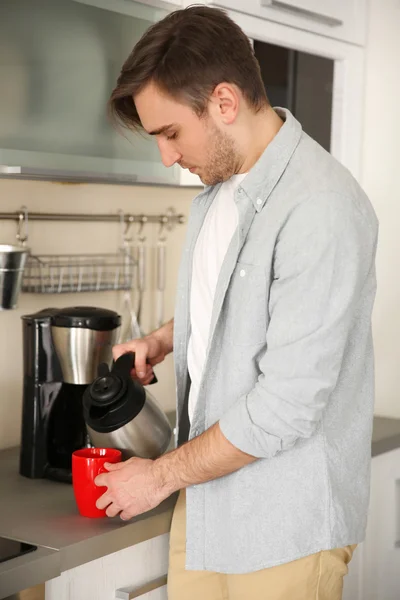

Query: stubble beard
left=199, top=120, right=243, bottom=186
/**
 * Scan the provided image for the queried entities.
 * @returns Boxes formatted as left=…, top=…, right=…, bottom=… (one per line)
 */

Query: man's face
left=134, top=82, right=241, bottom=185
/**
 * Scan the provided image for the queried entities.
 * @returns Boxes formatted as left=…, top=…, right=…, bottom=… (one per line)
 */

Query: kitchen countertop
left=1, top=414, right=400, bottom=598
left=0, top=444, right=178, bottom=598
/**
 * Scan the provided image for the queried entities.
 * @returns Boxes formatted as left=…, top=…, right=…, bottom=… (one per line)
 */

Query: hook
left=16, top=206, right=29, bottom=247
left=137, top=215, right=148, bottom=242
left=158, top=215, right=168, bottom=243
left=118, top=210, right=135, bottom=247
left=164, top=206, right=179, bottom=232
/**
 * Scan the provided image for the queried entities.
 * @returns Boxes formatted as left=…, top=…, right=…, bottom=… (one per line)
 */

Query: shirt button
left=256, top=198, right=262, bottom=205
left=240, top=269, right=246, bottom=277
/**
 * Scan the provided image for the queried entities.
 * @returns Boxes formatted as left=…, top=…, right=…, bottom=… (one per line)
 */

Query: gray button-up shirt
left=173, top=108, right=379, bottom=574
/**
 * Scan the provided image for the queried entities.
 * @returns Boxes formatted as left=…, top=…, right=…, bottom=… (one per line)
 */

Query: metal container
left=50, top=306, right=121, bottom=385
left=0, top=244, right=29, bottom=310
left=87, top=395, right=172, bottom=460
left=51, top=326, right=119, bottom=384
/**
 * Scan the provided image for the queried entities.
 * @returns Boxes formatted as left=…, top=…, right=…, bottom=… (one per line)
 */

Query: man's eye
left=166, top=132, right=178, bottom=141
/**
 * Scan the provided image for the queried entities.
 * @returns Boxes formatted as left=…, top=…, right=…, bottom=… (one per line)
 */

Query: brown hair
left=109, top=5, right=269, bottom=131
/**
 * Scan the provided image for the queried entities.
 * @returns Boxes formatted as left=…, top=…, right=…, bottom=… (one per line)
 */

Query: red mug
left=72, top=448, right=122, bottom=518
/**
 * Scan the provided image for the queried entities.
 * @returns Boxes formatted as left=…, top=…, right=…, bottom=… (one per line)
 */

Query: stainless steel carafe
left=82, top=352, right=172, bottom=460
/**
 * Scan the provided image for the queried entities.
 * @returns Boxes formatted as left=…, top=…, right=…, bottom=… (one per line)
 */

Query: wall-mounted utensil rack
left=0, top=208, right=185, bottom=225
left=0, top=207, right=185, bottom=294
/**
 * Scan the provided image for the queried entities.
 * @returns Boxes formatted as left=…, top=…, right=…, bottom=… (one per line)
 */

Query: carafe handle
left=113, top=352, right=158, bottom=384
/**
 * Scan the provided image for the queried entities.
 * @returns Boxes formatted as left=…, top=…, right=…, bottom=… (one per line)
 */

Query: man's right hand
left=112, top=319, right=174, bottom=386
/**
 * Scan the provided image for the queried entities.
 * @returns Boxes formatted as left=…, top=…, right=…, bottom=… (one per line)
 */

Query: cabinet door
left=342, top=543, right=364, bottom=600
left=0, top=0, right=186, bottom=187
left=206, top=0, right=367, bottom=46
left=355, top=449, right=400, bottom=600
left=45, top=534, right=169, bottom=600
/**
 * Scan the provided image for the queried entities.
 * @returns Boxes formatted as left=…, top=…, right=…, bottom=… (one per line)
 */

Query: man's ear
left=209, top=82, right=240, bottom=125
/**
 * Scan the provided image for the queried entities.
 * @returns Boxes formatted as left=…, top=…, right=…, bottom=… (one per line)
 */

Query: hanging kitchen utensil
left=16, top=206, right=29, bottom=248
left=0, top=206, right=30, bottom=310
left=136, top=216, right=147, bottom=334
left=155, top=216, right=167, bottom=329
left=118, top=211, right=141, bottom=343
left=154, top=207, right=176, bottom=329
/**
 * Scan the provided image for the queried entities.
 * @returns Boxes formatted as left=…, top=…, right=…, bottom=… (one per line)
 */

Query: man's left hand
left=94, top=457, right=169, bottom=521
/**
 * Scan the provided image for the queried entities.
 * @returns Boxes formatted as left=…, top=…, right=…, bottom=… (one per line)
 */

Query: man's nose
left=157, top=138, right=181, bottom=168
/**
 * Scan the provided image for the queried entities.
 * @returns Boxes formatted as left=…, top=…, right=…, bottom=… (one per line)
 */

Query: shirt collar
left=236, top=108, right=303, bottom=212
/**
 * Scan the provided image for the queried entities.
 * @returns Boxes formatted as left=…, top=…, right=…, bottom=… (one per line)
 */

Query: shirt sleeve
left=219, top=192, right=378, bottom=459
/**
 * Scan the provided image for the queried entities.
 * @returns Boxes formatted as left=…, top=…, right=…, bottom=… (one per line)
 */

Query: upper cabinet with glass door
left=205, top=0, right=368, bottom=46
left=0, top=0, right=201, bottom=187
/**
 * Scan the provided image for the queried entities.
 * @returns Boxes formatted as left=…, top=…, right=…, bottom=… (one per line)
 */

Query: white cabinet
left=343, top=448, right=400, bottom=600
left=342, top=542, right=363, bottom=600
left=205, top=0, right=368, bottom=46
left=45, top=534, right=169, bottom=600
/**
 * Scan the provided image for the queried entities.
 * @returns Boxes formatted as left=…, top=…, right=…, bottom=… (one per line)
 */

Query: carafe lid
left=51, top=306, right=120, bottom=330
left=83, top=353, right=147, bottom=433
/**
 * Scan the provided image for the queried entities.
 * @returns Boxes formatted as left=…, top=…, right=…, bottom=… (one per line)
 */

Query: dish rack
left=1, top=206, right=184, bottom=297
left=21, top=251, right=136, bottom=294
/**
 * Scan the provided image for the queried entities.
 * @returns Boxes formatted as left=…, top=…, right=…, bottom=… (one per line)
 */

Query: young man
left=94, top=6, right=379, bottom=599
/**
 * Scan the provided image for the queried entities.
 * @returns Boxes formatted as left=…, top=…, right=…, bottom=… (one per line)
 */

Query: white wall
left=361, top=0, right=400, bottom=418
left=0, top=179, right=195, bottom=450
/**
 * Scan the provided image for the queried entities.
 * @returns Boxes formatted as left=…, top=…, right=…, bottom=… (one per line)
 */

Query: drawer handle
left=116, top=575, right=167, bottom=599
left=261, top=0, right=343, bottom=27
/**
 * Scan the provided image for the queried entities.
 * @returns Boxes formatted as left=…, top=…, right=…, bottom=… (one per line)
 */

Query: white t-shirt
left=187, top=173, right=247, bottom=423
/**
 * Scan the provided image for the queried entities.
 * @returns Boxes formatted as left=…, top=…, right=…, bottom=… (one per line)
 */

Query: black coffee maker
left=19, top=306, right=121, bottom=483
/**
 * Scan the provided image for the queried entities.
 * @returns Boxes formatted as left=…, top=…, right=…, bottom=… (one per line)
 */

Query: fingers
left=96, top=491, right=112, bottom=511
left=106, top=503, right=122, bottom=518
left=112, top=341, right=156, bottom=385
left=120, top=511, right=133, bottom=521
left=141, top=368, right=156, bottom=386
left=112, top=341, right=138, bottom=362
left=132, top=345, right=148, bottom=378
left=103, top=461, right=124, bottom=471
left=94, top=473, right=108, bottom=488
left=131, top=363, right=155, bottom=385
left=95, top=492, right=122, bottom=518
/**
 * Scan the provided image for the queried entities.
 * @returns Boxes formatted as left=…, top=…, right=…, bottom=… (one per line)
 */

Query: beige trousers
left=168, top=490, right=356, bottom=600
